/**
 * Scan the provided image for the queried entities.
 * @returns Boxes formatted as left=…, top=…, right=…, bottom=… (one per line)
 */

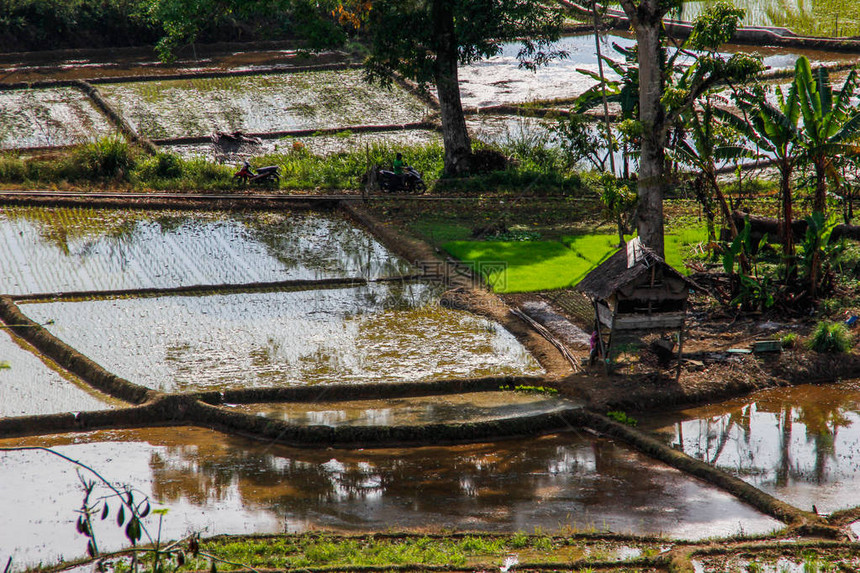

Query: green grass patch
left=665, top=225, right=710, bottom=272
left=443, top=238, right=617, bottom=293
left=444, top=225, right=708, bottom=293
left=196, top=533, right=574, bottom=570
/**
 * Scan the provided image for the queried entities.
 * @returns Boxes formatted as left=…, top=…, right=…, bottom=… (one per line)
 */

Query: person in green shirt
left=392, top=152, right=404, bottom=175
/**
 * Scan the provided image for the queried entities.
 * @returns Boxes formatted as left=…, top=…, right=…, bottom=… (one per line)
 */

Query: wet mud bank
left=9, top=276, right=406, bottom=303
left=193, top=375, right=545, bottom=405
left=0, top=397, right=196, bottom=439
left=0, top=192, right=341, bottom=212
left=0, top=296, right=153, bottom=405
left=566, top=346, right=860, bottom=416
left=193, top=399, right=586, bottom=448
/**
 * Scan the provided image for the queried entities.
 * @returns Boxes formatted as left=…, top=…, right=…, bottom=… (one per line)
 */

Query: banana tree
left=717, top=82, right=802, bottom=262
left=673, top=95, right=750, bottom=244
left=793, top=56, right=860, bottom=215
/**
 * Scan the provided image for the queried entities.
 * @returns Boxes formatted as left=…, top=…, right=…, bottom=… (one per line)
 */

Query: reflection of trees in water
left=144, top=434, right=707, bottom=528
left=665, top=387, right=860, bottom=488
left=241, top=212, right=412, bottom=279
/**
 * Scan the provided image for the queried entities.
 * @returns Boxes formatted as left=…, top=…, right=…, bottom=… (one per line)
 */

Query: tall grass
left=0, top=136, right=587, bottom=193
left=75, top=136, right=135, bottom=179
left=808, top=321, right=854, bottom=353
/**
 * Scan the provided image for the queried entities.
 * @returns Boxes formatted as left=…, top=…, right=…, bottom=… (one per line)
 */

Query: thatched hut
left=576, top=238, right=695, bottom=367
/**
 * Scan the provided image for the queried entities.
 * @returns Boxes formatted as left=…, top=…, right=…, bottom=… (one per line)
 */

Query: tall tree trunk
left=632, top=12, right=666, bottom=257
left=433, top=0, right=471, bottom=176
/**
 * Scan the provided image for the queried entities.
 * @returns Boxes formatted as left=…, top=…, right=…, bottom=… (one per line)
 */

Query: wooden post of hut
left=576, top=238, right=695, bottom=375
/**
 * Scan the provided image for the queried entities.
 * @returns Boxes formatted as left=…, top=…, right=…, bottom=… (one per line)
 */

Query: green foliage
left=798, top=212, right=843, bottom=297
left=551, top=114, right=612, bottom=171
left=722, top=218, right=775, bottom=310
left=808, top=321, right=854, bottom=353
left=0, top=0, right=158, bottom=51
left=145, top=0, right=319, bottom=60
left=792, top=56, right=860, bottom=214
left=597, top=173, right=637, bottom=244
left=695, top=4, right=743, bottom=48
left=781, top=333, right=799, bottom=349
left=362, top=0, right=565, bottom=88
left=0, top=360, right=9, bottom=369
left=499, top=384, right=559, bottom=395
left=606, top=410, right=637, bottom=426
left=75, top=136, right=136, bottom=180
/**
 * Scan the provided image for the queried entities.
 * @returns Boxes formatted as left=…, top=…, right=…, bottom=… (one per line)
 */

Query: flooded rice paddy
left=2, top=35, right=856, bottom=151
left=642, top=383, right=860, bottom=514
left=671, top=0, right=860, bottom=37
left=97, top=71, right=430, bottom=140
left=458, top=33, right=857, bottom=109
left=0, top=329, right=115, bottom=417
left=0, top=87, right=112, bottom=149
left=231, top=391, right=580, bottom=426
left=19, top=283, right=542, bottom=392
left=0, top=428, right=781, bottom=568
left=0, top=207, right=411, bottom=295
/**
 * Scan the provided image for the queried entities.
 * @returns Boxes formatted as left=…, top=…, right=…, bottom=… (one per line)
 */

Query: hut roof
left=575, top=238, right=695, bottom=300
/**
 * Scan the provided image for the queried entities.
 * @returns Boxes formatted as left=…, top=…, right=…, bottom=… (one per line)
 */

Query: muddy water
left=98, top=70, right=430, bottom=140
left=0, top=207, right=412, bottom=295
left=20, top=283, right=542, bottom=392
left=642, top=383, right=860, bottom=514
left=0, top=329, right=115, bottom=417
left=230, top=391, right=581, bottom=426
left=0, top=428, right=781, bottom=569
left=0, top=87, right=112, bottom=149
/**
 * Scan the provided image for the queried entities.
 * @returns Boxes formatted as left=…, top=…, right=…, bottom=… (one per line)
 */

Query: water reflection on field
left=459, top=33, right=856, bottom=109
left=231, top=391, right=581, bottom=426
left=98, top=71, right=430, bottom=140
left=21, top=284, right=541, bottom=392
left=0, top=88, right=112, bottom=149
left=0, top=329, right=114, bottom=417
left=641, top=383, right=860, bottom=514
left=0, top=208, right=411, bottom=295
left=0, top=428, right=780, bottom=568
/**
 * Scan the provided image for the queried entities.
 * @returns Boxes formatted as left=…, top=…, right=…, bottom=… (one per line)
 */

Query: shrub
left=781, top=333, right=799, bottom=349
left=0, top=155, right=26, bottom=182
left=807, top=321, right=854, bottom=353
left=74, top=136, right=135, bottom=180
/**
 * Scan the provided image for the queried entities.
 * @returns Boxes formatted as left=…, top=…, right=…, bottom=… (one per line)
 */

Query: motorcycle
left=233, top=161, right=281, bottom=184
left=377, top=165, right=426, bottom=194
